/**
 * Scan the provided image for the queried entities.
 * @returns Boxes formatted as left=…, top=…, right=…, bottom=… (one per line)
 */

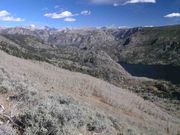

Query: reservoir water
left=119, top=62, right=180, bottom=84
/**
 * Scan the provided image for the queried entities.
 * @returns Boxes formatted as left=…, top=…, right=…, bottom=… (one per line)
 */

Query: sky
left=0, top=0, right=180, bottom=28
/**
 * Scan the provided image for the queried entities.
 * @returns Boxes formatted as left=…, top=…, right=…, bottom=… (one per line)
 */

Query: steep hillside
left=0, top=25, right=180, bottom=118
left=114, top=25, right=180, bottom=65
left=0, top=31, right=135, bottom=88
left=0, top=26, right=180, bottom=94
left=0, top=50, right=179, bottom=135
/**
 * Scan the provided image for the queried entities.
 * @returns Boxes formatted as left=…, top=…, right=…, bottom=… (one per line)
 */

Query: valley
left=0, top=25, right=180, bottom=135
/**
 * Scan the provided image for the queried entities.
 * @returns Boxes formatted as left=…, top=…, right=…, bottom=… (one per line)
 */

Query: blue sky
left=0, top=0, right=179, bottom=28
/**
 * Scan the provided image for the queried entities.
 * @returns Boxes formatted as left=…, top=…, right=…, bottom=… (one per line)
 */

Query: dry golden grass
left=0, top=50, right=179, bottom=135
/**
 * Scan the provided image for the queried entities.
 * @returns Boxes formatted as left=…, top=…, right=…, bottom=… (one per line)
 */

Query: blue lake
left=119, top=62, right=180, bottom=84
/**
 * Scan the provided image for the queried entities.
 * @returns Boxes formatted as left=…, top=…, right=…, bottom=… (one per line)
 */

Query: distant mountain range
left=0, top=25, right=180, bottom=64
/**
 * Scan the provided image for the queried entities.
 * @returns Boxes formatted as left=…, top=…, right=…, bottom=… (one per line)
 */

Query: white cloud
left=89, top=0, right=156, bottom=5
left=125, top=0, right=156, bottom=4
left=0, top=10, right=10, bottom=17
left=113, top=3, right=119, bottom=6
left=44, top=11, right=76, bottom=19
left=30, top=24, right=36, bottom=28
left=44, top=11, right=79, bottom=22
left=144, top=25, right=154, bottom=27
left=81, top=10, right=91, bottom=16
left=164, top=13, right=180, bottom=18
left=0, top=10, right=24, bottom=22
left=64, top=18, right=76, bottom=22
left=44, top=10, right=91, bottom=22
left=1, top=16, right=24, bottom=22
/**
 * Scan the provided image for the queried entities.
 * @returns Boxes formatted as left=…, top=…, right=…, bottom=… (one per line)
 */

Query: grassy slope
left=0, top=26, right=180, bottom=117
left=0, top=50, right=179, bottom=135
